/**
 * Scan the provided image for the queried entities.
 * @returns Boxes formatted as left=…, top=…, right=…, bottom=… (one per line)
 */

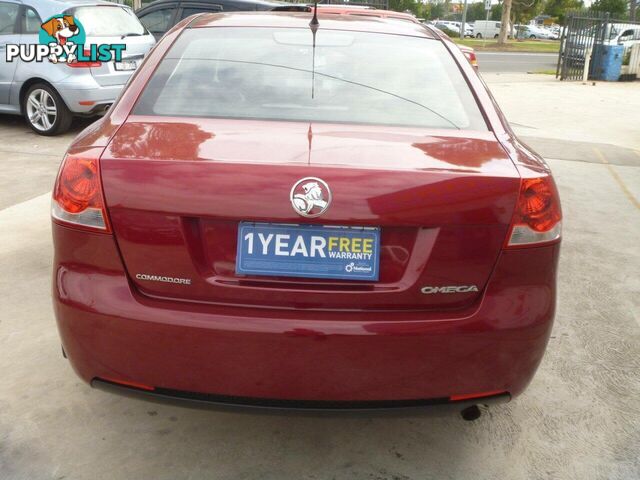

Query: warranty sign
left=236, top=222, right=381, bottom=281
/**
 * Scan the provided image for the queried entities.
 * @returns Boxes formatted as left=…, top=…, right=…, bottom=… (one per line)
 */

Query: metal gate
left=557, top=12, right=609, bottom=80
left=557, top=12, right=640, bottom=80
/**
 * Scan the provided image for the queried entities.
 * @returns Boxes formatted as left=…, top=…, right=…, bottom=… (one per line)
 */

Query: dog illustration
left=41, top=16, right=79, bottom=63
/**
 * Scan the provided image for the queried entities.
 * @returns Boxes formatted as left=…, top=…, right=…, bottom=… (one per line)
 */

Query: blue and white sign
left=236, top=222, right=380, bottom=281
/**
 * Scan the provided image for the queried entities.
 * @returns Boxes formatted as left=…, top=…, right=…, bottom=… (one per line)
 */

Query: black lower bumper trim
left=92, top=378, right=511, bottom=416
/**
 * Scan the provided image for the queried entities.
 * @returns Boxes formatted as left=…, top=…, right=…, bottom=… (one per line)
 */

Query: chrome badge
left=421, top=285, right=479, bottom=294
left=290, top=177, right=331, bottom=218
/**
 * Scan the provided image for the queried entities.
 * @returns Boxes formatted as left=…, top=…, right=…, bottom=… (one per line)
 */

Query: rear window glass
left=71, top=6, right=145, bottom=37
left=134, top=27, right=487, bottom=130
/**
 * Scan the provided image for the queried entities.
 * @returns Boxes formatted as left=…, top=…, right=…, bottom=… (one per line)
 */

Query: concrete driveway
left=1, top=76, right=639, bottom=480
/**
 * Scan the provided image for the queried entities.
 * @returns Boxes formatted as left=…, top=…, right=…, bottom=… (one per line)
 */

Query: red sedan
left=52, top=12, right=561, bottom=419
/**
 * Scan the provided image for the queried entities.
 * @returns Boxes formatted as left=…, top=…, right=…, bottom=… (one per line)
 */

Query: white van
left=473, top=20, right=506, bottom=39
left=606, top=24, right=640, bottom=53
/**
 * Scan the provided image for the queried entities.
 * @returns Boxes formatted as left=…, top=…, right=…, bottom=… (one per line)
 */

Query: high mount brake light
left=52, top=149, right=111, bottom=233
left=507, top=175, right=562, bottom=247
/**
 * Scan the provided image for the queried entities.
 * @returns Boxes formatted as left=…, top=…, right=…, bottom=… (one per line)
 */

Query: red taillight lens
left=52, top=149, right=110, bottom=233
left=507, top=175, right=562, bottom=247
left=464, top=51, right=478, bottom=67
left=66, top=50, right=101, bottom=68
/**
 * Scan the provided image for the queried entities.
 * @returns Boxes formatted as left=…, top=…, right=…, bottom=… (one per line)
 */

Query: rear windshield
left=134, top=27, right=487, bottom=130
left=71, top=6, right=145, bottom=37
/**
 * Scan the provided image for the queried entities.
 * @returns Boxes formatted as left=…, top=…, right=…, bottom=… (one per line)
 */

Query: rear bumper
left=53, top=223, right=559, bottom=406
left=56, top=73, right=128, bottom=114
left=92, top=378, right=511, bottom=415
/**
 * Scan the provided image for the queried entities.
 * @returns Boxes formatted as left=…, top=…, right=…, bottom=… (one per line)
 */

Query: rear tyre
left=476, top=33, right=482, bottom=39
left=529, top=34, right=537, bottom=39
left=23, top=83, right=73, bottom=136
left=493, top=34, right=499, bottom=39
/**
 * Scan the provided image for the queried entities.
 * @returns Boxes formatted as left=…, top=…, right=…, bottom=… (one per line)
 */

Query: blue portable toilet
left=592, top=45, right=625, bottom=81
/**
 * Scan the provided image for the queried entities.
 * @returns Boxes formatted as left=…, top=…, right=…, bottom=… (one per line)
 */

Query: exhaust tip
left=460, top=405, right=482, bottom=421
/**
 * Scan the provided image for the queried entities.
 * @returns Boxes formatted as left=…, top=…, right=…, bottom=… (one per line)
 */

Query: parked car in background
left=52, top=11, right=560, bottom=418
left=434, top=20, right=473, bottom=37
left=0, top=0, right=155, bottom=135
left=318, top=11, right=479, bottom=68
left=606, top=23, right=640, bottom=53
left=563, top=23, right=640, bottom=63
left=317, top=5, right=416, bottom=22
left=517, top=24, right=556, bottom=40
left=137, top=0, right=308, bottom=40
left=473, top=20, right=507, bottom=39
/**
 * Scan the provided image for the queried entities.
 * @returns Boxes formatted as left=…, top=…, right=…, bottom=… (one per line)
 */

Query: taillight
left=66, top=50, right=101, bottom=68
left=464, top=51, right=478, bottom=68
left=52, top=149, right=110, bottom=233
left=506, top=175, right=561, bottom=247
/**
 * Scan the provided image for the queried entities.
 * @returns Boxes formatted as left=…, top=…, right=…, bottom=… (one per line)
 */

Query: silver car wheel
left=26, top=88, right=57, bottom=132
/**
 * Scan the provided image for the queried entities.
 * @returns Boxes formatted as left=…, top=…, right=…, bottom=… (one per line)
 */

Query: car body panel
left=52, top=12, right=559, bottom=407
left=100, top=116, right=519, bottom=311
left=53, top=223, right=558, bottom=401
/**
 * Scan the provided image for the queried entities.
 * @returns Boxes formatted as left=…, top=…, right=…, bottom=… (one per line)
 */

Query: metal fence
left=557, top=11, right=640, bottom=80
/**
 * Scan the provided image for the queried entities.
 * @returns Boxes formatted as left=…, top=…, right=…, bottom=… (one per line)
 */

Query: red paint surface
left=52, top=13, right=559, bottom=403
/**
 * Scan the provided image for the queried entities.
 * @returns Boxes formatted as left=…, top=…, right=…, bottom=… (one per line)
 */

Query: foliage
left=386, top=0, right=622, bottom=24
left=512, top=0, right=545, bottom=24
left=465, top=2, right=495, bottom=22
left=429, top=2, right=447, bottom=19
left=439, top=25, right=461, bottom=37
left=590, top=0, right=629, bottom=18
left=490, top=5, right=504, bottom=21
left=543, top=0, right=585, bottom=23
left=388, top=0, right=431, bottom=18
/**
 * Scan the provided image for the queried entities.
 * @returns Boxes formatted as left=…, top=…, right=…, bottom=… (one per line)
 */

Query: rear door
left=0, top=1, right=20, bottom=105
left=138, top=3, right=178, bottom=40
left=177, top=3, right=223, bottom=22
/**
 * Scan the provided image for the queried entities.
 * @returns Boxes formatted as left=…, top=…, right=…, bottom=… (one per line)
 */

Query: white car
left=519, top=25, right=556, bottom=40
left=435, top=20, right=473, bottom=38
left=607, top=24, right=640, bottom=52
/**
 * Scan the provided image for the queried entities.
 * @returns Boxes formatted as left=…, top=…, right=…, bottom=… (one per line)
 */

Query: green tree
left=497, top=0, right=513, bottom=43
left=429, top=2, right=447, bottom=19
left=543, top=0, right=585, bottom=23
left=388, top=0, right=431, bottom=18
left=491, top=4, right=503, bottom=21
left=512, top=0, right=545, bottom=25
left=466, top=2, right=491, bottom=22
left=590, top=0, right=629, bottom=17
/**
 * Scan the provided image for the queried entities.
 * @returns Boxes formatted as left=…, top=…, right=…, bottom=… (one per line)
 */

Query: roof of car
left=189, top=12, right=436, bottom=38
left=316, top=6, right=419, bottom=23
left=24, top=0, right=128, bottom=21
left=136, top=0, right=296, bottom=10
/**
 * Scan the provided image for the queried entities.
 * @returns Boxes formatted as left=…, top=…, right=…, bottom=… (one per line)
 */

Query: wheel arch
left=19, top=78, right=69, bottom=114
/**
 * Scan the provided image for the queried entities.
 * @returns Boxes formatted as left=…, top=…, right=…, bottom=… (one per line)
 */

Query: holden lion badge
left=290, top=177, right=332, bottom=218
